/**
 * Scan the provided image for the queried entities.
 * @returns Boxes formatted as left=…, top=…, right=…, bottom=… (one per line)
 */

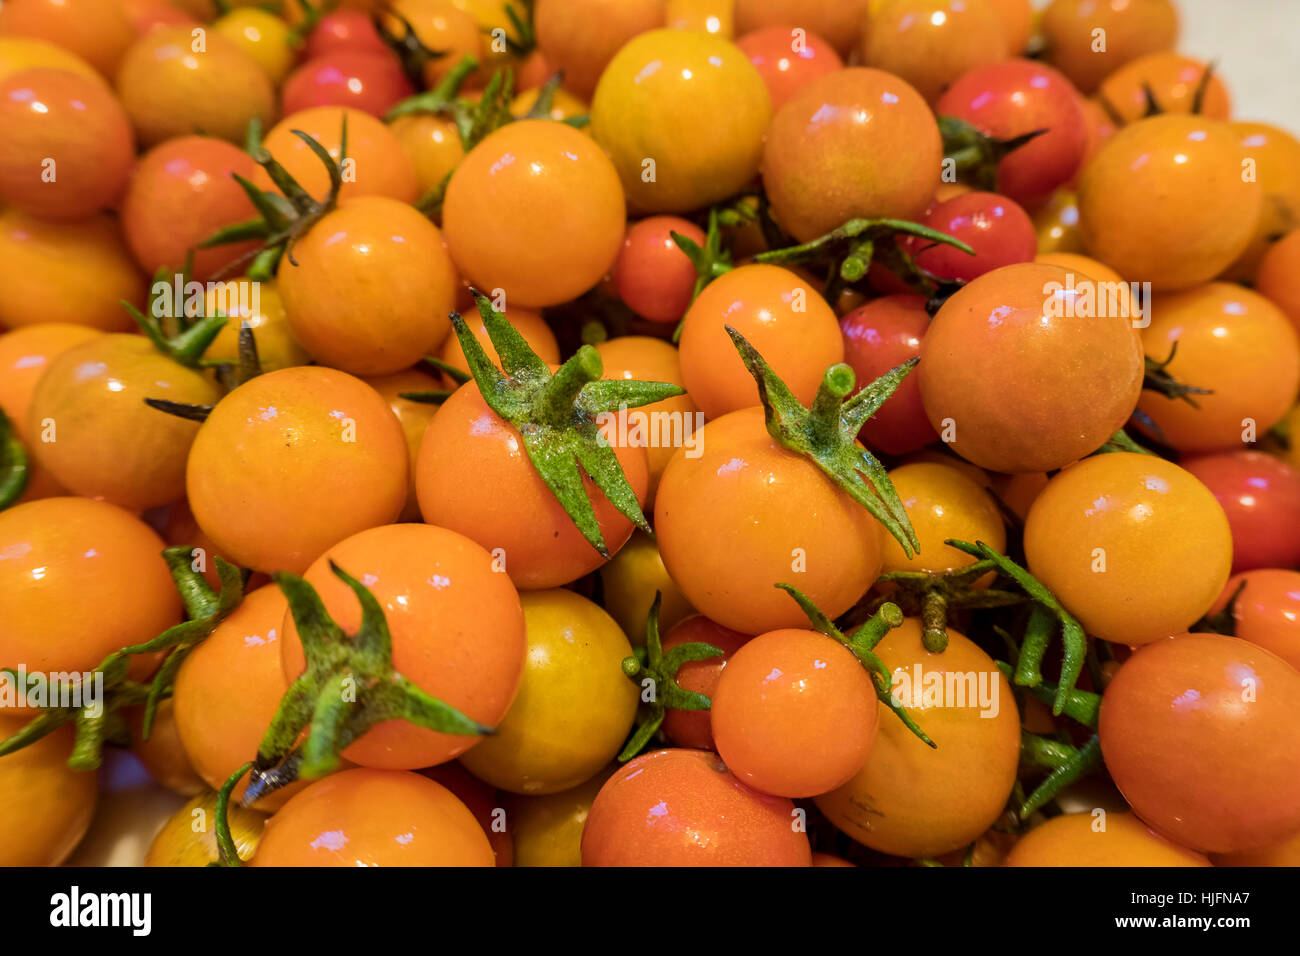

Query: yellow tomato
left=204, top=281, right=309, bottom=373
left=666, top=0, right=733, bottom=37
left=145, top=791, right=266, bottom=866
left=597, top=530, right=695, bottom=644
left=213, top=7, right=295, bottom=84
left=0, top=716, right=97, bottom=866
left=878, top=462, right=1006, bottom=578
left=507, top=766, right=616, bottom=866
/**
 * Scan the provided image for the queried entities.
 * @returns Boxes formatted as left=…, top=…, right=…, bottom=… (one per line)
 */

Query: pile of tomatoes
left=2, top=0, right=1300, bottom=871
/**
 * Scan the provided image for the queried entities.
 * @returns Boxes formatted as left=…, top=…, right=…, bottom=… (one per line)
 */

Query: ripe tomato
left=712, top=628, right=877, bottom=798
left=282, top=51, right=414, bottom=117
left=612, top=217, right=706, bottom=324
left=1212, top=828, right=1300, bottom=868
left=1004, top=812, right=1209, bottom=867
left=0, top=497, right=181, bottom=675
left=0, top=0, right=134, bottom=79
left=0, top=68, right=135, bottom=221
left=389, top=113, right=465, bottom=198
left=362, top=367, right=442, bottom=522
left=1031, top=188, right=1085, bottom=254
left=678, top=264, right=843, bottom=421
left=839, top=294, right=937, bottom=456
left=115, top=25, right=275, bottom=147
left=144, top=791, right=265, bottom=867
left=29, top=334, right=221, bottom=510
left=935, top=60, right=1089, bottom=210
left=1023, top=453, right=1233, bottom=647
left=597, top=530, right=695, bottom=644
left=460, top=589, right=636, bottom=794
left=815, top=619, right=1020, bottom=858
left=1208, top=569, right=1300, bottom=672
left=1097, top=52, right=1230, bottom=125
left=1040, top=0, right=1179, bottom=95
left=590, top=28, right=771, bottom=214
left=582, top=748, right=812, bottom=865
left=278, top=197, right=457, bottom=376
left=762, top=68, right=940, bottom=242
left=281, top=523, right=527, bottom=769
left=1099, top=633, right=1300, bottom=854
left=443, top=120, right=625, bottom=308
left=860, top=0, right=1008, bottom=106
left=0, top=716, right=98, bottom=866
left=212, top=7, right=296, bottom=84
left=251, top=768, right=495, bottom=866
left=129, top=699, right=205, bottom=797
left=173, top=584, right=296, bottom=808
left=1256, top=230, right=1300, bottom=329
left=0, top=324, right=101, bottom=442
left=121, top=0, right=199, bottom=33
left=507, top=767, right=614, bottom=867
left=381, top=0, right=481, bottom=88
left=1182, top=452, right=1300, bottom=573
left=509, top=86, right=588, bottom=123
left=253, top=106, right=418, bottom=204
left=1136, top=283, right=1300, bottom=453
left=0, top=36, right=101, bottom=84
left=1228, top=121, right=1300, bottom=280
left=733, top=0, right=869, bottom=57
left=879, top=462, right=1006, bottom=578
left=421, top=762, right=512, bottom=866
left=1078, top=115, right=1260, bottom=290
left=304, top=9, right=389, bottom=58
left=918, top=262, right=1144, bottom=473
left=437, top=302, right=559, bottom=384
left=534, top=0, right=665, bottom=99
left=911, top=191, right=1037, bottom=281
left=735, top=25, right=843, bottom=110
left=186, top=366, right=408, bottom=574
left=120, top=136, right=261, bottom=282
left=1073, top=98, right=1119, bottom=185
left=203, top=280, right=309, bottom=374
left=657, top=615, right=748, bottom=749
left=984, top=0, right=1033, bottom=53
left=655, top=406, right=882, bottom=635
left=416, top=382, right=650, bottom=590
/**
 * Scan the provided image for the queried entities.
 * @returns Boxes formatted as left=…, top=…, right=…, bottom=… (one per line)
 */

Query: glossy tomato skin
left=1097, top=52, right=1230, bottom=125
left=304, top=9, right=389, bottom=58
left=187, top=367, right=408, bottom=574
left=421, top=762, right=512, bottom=866
left=1209, top=569, right=1300, bottom=672
left=0, top=68, right=135, bottom=221
left=1024, top=454, right=1233, bottom=647
left=1005, top=812, right=1209, bottom=867
left=281, top=523, right=527, bottom=769
left=443, top=120, right=625, bottom=308
left=508, top=767, right=615, bottom=867
left=145, top=791, right=265, bottom=867
left=534, top=0, right=664, bottom=99
left=416, top=383, right=649, bottom=590
left=0, top=497, right=181, bottom=676
left=251, top=769, right=494, bottom=866
left=735, top=25, right=843, bottom=110
left=0, top=0, right=134, bottom=78
left=763, top=68, right=940, bottom=243
left=935, top=60, right=1088, bottom=209
left=203, top=281, right=309, bottom=374
left=0, top=324, right=101, bottom=437
left=918, top=262, right=1144, bottom=473
left=839, top=294, right=937, bottom=456
left=613, top=217, right=706, bottom=324
left=1183, top=452, right=1300, bottom=573
left=733, top=0, right=869, bottom=57
left=459, top=589, right=637, bottom=794
left=29, top=334, right=221, bottom=511
left=1256, top=231, right=1300, bottom=330
left=363, top=367, right=443, bottom=522
left=658, top=615, right=749, bottom=750
left=389, top=113, right=464, bottom=198
left=1227, top=121, right=1300, bottom=280
left=599, top=532, right=695, bottom=648
left=590, top=29, right=771, bottom=214
left=581, top=749, right=812, bottom=866
left=655, top=407, right=882, bottom=635
left=277, top=196, right=458, bottom=376
left=860, top=0, right=1008, bottom=105
left=880, top=462, right=1006, bottom=578
left=712, top=628, right=878, bottom=798
left=1040, top=0, right=1179, bottom=95
left=281, top=51, right=414, bottom=117
left=1099, top=633, right=1300, bottom=854
left=382, top=0, right=481, bottom=88
left=815, top=620, right=1020, bottom=858
left=1079, top=115, right=1260, bottom=291
left=911, top=191, right=1037, bottom=281
left=678, top=264, right=844, bottom=421
left=120, top=136, right=260, bottom=281
left=1136, top=283, right=1300, bottom=454
left=0, top=716, right=98, bottom=866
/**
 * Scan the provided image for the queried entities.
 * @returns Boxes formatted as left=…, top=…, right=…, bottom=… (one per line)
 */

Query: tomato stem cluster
left=937, top=115, right=1048, bottom=193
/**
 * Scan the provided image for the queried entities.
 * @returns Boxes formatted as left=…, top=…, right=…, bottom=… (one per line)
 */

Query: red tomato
left=911, top=191, right=1037, bottom=281
left=281, top=51, right=415, bottom=118
left=1209, top=569, right=1300, bottom=672
left=304, top=9, right=389, bottom=58
left=658, top=615, right=750, bottom=750
left=735, top=25, right=843, bottom=110
left=1182, top=452, right=1300, bottom=573
left=612, top=216, right=706, bottom=324
left=0, top=0, right=135, bottom=79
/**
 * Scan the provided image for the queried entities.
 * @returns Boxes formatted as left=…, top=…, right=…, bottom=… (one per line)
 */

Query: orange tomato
left=0, top=324, right=102, bottom=439
left=879, top=462, right=1006, bottom=577
left=382, top=0, right=481, bottom=88
left=438, top=304, right=560, bottom=384
left=1097, top=52, right=1230, bottom=125
left=128, top=699, right=206, bottom=797
left=733, top=0, right=870, bottom=56
left=1256, top=230, right=1300, bottom=329
left=1040, top=0, right=1179, bottom=95
left=0, top=716, right=98, bottom=866
left=0, top=36, right=100, bottom=84
left=658, top=615, right=750, bottom=750
left=534, top=0, right=666, bottom=99
left=388, top=113, right=464, bottom=198
left=421, top=762, right=512, bottom=866
left=362, top=367, right=442, bottom=521
left=860, top=0, right=1008, bottom=105
left=1228, top=121, right=1300, bottom=280
left=0, top=0, right=135, bottom=79
left=203, top=281, right=310, bottom=374
left=1005, top=812, right=1209, bottom=866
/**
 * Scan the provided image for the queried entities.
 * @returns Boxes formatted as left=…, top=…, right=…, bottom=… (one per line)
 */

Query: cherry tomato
left=1040, top=0, right=1179, bottom=95
left=0, top=324, right=101, bottom=443
left=762, top=68, right=940, bottom=243
left=128, top=699, right=205, bottom=797
left=1227, top=122, right=1300, bottom=280
left=613, top=217, right=706, bottom=324
left=389, top=113, right=465, bottom=198
left=598, top=530, right=696, bottom=645
left=1256, top=230, right=1300, bottom=330
left=534, top=0, right=666, bottom=99
left=443, top=120, right=626, bottom=308
left=839, top=294, right=937, bottom=456
left=0, top=0, right=135, bottom=79
left=984, top=0, right=1033, bottom=54
left=655, top=406, right=883, bottom=635
left=1031, top=188, right=1085, bottom=254
left=251, top=768, right=494, bottom=866
left=203, top=280, right=309, bottom=374
left=121, top=0, right=200, bottom=34
left=912, top=191, right=1037, bottom=281
left=381, top=0, right=481, bottom=88
left=814, top=619, right=1020, bottom=858
left=1097, top=52, right=1230, bottom=125
left=735, top=25, right=843, bottom=110
left=918, top=262, right=1144, bottom=473
left=363, top=367, right=442, bottom=522
left=421, top=762, right=513, bottom=866
left=0, top=34, right=102, bottom=85
left=1212, top=828, right=1300, bottom=868
left=590, top=28, right=771, bottom=214
left=187, top=366, right=409, bottom=574
left=304, top=9, right=389, bottom=58
left=1072, top=99, right=1119, bottom=186
left=1078, top=114, right=1260, bottom=290
left=460, top=589, right=636, bottom=794
left=1182, top=452, right=1300, bottom=573
left=1136, top=283, right=1300, bottom=453
left=508, top=85, right=589, bottom=124
left=160, top=498, right=240, bottom=590
left=0, top=497, right=181, bottom=675
left=1004, top=812, right=1209, bottom=867
left=678, top=264, right=844, bottom=421
left=144, top=791, right=265, bottom=866
left=212, top=7, right=297, bottom=84
left=733, top=0, right=869, bottom=57
left=281, top=523, right=527, bottom=769
left=1023, top=453, right=1233, bottom=646
left=507, top=767, right=614, bottom=867
left=935, top=59, right=1089, bottom=210
left=1208, top=569, right=1300, bottom=672
left=282, top=51, right=414, bottom=117
left=0, top=68, right=135, bottom=221
left=657, top=615, right=749, bottom=749
left=1099, top=633, right=1300, bottom=853
left=879, top=462, right=1006, bottom=578
left=581, top=748, right=811, bottom=865
left=0, top=716, right=98, bottom=866
left=437, top=303, right=560, bottom=384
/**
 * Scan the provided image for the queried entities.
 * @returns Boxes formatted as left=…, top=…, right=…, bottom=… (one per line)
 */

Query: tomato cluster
left=1, top=0, right=1299, bottom=874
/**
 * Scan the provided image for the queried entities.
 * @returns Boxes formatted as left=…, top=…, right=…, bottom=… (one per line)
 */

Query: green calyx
left=1093, top=428, right=1155, bottom=456
left=1016, top=730, right=1103, bottom=820
left=937, top=115, right=1048, bottom=193
left=617, top=593, right=723, bottom=762
left=875, top=560, right=1027, bottom=654
left=242, top=562, right=490, bottom=806
left=1142, top=343, right=1212, bottom=407
left=0, top=408, right=28, bottom=512
left=454, top=289, right=683, bottom=559
left=727, top=327, right=920, bottom=557
left=124, top=266, right=228, bottom=369
left=211, top=761, right=253, bottom=868
left=0, top=548, right=245, bottom=770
